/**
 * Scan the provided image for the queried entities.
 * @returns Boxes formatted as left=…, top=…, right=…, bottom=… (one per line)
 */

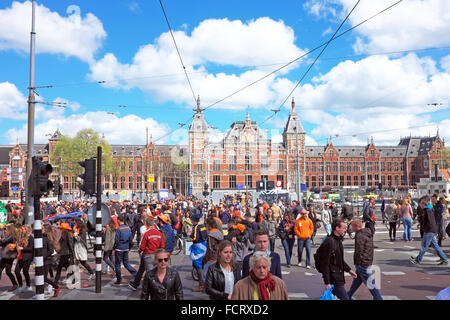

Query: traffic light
left=266, top=181, right=275, bottom=190
left=378, top=183, right=382, bottom=190
left=78, top=158, right=96, bottom=196
left=256, top=180, right=265, bottom=191
left=32, top=157, right=53, bottom=196
left=53, top=180, right=63, bottom=196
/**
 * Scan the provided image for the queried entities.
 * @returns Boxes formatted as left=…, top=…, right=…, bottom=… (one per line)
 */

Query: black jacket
left=58, top=232, right=74, bottom=257
left=341, top=203, right=354, bottom=220
left=353, top=227, right=373, bottom=268
left=319, top=233, right=351, bottom=286
left=422, top=206, right=438, bottom=234
left=141, top=267, right=183, bottom=300
left=42, top=234, right=55, bottom=264
left=18, top=235, right=34, bottom=261
left=205, top=262, right=241, bottom=300
left=0, top=235, right=17, bottom=259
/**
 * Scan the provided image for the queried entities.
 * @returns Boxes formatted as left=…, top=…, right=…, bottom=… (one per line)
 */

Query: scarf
left=249, top=270, right=276, bottom=300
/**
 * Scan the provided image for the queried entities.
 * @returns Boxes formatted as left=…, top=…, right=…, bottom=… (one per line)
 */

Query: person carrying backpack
left=314, top=218, right=357, bottom=300
left=387, top=198, right=399, bottom=241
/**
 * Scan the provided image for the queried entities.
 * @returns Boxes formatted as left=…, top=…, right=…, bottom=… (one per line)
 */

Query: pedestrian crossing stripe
left=288, top=293, right=309, bottom=299
left=426, top=296, right=436, bottom=300
left=282, top=271, right=290, bottom=275
left=382, top=296, right=400, bottom=300
left=382, top=271, right=405, bottom=276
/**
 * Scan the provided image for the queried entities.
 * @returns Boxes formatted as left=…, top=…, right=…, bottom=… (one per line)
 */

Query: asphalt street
left=0, top=220, right=448, bottom=300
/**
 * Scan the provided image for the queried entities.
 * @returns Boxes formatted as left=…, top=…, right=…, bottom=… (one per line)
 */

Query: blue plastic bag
left=320, top=285, right=338, bottom=300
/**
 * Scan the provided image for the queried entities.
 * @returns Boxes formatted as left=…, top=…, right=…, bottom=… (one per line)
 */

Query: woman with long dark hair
left=53, top=222, right=75, bottom=296
left=42, top=224, right=60, bottom=296
left=103, top=218, right=117, bottom=275
left=205, top=240, right=241, bottom=300
left=279, top=212, right=296, bottom=268
left=14, top=224, right=34, bottom=292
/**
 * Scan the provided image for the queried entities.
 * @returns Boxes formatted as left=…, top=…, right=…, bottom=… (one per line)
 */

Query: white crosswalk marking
left=289, top=292, right=309, bottom=299
left=0, top=291, right=16, bottom=300
left=382, top=296, right=400, bottom=300
left=382, top=271, right=405, bottom=276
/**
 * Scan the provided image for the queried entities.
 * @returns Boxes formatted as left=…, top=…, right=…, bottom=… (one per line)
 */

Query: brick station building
left=189, top=96, right=448, bottom=196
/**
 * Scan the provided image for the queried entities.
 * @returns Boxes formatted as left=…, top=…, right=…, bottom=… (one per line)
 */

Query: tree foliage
left=51, top=129, right=113, bottom=176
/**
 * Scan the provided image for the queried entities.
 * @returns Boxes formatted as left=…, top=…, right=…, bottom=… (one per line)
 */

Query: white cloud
left=0, top=1, right=106, bottom=63
left=0, top=82, right=27, bottom=120
left=304, top=0, right=450, bottom=54
left=8, top=111, right=171, bottom=145
left=88, top=17, right=305, bottom=109
left=441, top=55, right=450, bottom=72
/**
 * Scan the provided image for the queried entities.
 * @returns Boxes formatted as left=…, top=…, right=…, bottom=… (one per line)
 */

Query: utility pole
left=146, top=127, right=149, bottom=201
left=295, top=127, right=301, bottom=203
left=95, top=146, right=102, bottom=293
left=25, top=0, right=36, bottom=225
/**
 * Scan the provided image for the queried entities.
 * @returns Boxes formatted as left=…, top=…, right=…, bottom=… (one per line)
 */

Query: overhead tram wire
left=151, top=0, right=405, bottom=144
left=30, top=44, right=450, bottom=90
left=158, top=0, right=197, bottom=105
left=259, top=0, right=362, bottom=127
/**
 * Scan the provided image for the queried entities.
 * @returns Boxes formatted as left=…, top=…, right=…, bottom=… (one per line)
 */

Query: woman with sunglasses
left=141, top=248, right=183, bottom=300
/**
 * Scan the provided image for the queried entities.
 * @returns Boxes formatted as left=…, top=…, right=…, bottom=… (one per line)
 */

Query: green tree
left=51, top=129, right=113, bottom=178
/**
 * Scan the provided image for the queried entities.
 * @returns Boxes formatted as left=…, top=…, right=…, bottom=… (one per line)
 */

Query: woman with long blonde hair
left=0, top=224, right=20, bottom=291
left=43, top=224, right=60, bottom=295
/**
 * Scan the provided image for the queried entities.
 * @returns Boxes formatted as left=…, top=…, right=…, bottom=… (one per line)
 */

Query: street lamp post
left=294, top=127, right=301, bottom=203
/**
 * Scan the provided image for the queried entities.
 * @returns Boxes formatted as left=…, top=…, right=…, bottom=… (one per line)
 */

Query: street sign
left=188, top=183, right=193, bottom=195
left=147, top=174, right=154, bottom=183
left=11, top=187, right=19, bottom=191
left=236, top=184, right=243, bottom=190
left=276, top=180, right=282, bottom=188
left=159, top=189, right=169, bottom=200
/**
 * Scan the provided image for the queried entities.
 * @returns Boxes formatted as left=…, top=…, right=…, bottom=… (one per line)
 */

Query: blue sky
left=0, top=0, right=449, bottom=147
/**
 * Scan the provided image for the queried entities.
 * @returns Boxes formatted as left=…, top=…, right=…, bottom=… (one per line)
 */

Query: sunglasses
left=157, top=258, right=169, bottom=263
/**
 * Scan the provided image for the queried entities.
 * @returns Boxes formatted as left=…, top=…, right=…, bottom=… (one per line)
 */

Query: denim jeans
left=282, top=237, right=295, bottom=265
left=297, top=238, right=311, bottom=266
left=115, top=250, right=137, bottom=281
left=403, top=218, right=413, bottom=241
left=333, top=284, right=349, bottom=300
left=347, top=265, right=383, bottom=300
left=130, top=253, right=150, bottom=287
left=416, top=232, right=448, bottom=263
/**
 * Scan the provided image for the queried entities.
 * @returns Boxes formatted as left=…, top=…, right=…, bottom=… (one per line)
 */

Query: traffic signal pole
left=95, top=146, right=102, bottom=293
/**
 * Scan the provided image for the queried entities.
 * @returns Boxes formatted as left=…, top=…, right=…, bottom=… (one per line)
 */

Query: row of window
left=306, top=174, right=406, bottom=187
left=198, top=158, right=283, bottom=171
left=305, top=161, right=405, bottom=172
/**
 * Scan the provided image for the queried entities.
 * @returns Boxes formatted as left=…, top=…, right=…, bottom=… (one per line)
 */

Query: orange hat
left=59, top=222, right=72, bottom=231
left=234, top=210, right=245, bottom=220
left=158, top=215, right=168, bottom=224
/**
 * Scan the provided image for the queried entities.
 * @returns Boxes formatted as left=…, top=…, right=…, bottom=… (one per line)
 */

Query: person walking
left=203, top=217, right=224, bottom=284
left=42, top=224, right=60, bottom=296
left=205, top=240, right=241, bottom=300
left=157, top=215, right=175, bottom=255
left=114, top=215, right=137, bottom=285
left=279, top=212, right=295, bottom=268
left=242, top=230, right=282, bottom=279
left=400, top=199, right=414, bottom=241
left=140, top=248, right=183, bottom=300
left=262, top=209, right=278, bottom=252
left=308, top=207, right=319, bottom=245
left=316, top=218, right=357, bottom=300
left=0, top=224, right=19, bottom=291
left=380, top=196, right=387, bottom=224
left=73, top=220, right=95, bottom=281
left=231, top=251, right=288, bottom=300
left=129, top=216, right=164, bottom=291
left=347, top=219, right=383, bottom=300
left=434, top=195, right=446, bottom=246
left=410, top=195, right=448, bottom=266
left=321, top=203, right=333, bottom=239
left=103, top=218, right=117, bottom=276
left=53, top=222, right=75, bottom=294
left=363, top=197, right=376, bottom=235
left=190, top=213, right=208, bottom=292
left=294, top=208, right=314, bottom=269
left=387, top=198, right=399, bottom=241
left=14, top=224, right=34, bottom=292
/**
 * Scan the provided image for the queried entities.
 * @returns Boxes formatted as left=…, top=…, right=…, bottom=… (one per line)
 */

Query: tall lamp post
left=294, top=127, right=301, bottom=203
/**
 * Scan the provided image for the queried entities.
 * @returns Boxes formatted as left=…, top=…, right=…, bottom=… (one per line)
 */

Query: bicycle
left=171, top=233, right=184, bottom=256
left=345, top=218, right=356, bottom=239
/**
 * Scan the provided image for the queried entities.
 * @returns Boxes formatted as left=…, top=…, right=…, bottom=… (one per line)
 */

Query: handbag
left=320, top=285, right=338, bottom=300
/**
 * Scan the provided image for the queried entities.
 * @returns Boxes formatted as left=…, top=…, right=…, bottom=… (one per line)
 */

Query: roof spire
left=291, top=97, right=295, bottom=113
left=194, top=95, right=201, bottom=113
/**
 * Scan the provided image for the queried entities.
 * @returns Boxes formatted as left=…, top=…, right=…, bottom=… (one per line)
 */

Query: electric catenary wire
left=158, top=0, right=197, bottom=105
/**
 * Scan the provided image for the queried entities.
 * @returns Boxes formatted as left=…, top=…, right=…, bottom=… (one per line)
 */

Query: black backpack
left=314, top=236, right=335, bottom=273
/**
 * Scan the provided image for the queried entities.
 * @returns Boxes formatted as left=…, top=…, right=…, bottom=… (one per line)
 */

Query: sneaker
left=297, top=263, right=302, bottom=267
left=24, top=286, right=33, bottom=292
left=15, top=286, right=24, bottom=293
left=306, top=265, right=311, bottom=269
left=88, top=273, right=95, bottom=281
left=115, top=279, right=121, bottom=285
left=53, top=285, right=61, bottom=297
left=287, top=264, right=291, bottom=268
left=128, top=282, right=137, bottom=291
left=410, top=257, right=419, bottom=265
left=438, top=260, right=448, bottom=265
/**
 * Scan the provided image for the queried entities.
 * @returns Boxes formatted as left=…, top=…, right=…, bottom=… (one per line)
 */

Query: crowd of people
left=0, top=191, right=448, bottom=300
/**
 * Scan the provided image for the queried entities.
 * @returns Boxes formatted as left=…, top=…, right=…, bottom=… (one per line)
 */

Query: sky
left=0, top=0, right=449, bottom=148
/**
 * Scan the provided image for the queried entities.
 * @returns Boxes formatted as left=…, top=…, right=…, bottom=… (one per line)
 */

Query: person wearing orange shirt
left=294, top=208, right=314, bottom=269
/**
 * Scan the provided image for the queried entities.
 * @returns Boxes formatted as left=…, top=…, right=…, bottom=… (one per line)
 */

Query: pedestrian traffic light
left=266, top=180, right=275, bottom=190
left=378, top=183, right=382, bottom=190
left=0, top=181, right=9, bottom=197
left=256, top=180, right=265, bottom=191
left=32, top=157, right=53, bottom=196
left=78, top=158, right=96, bottom=196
